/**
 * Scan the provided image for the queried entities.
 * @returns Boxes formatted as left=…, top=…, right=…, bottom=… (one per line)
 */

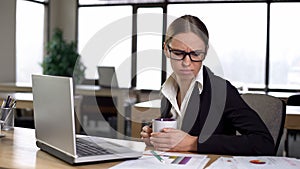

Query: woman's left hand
left=149, top=128, right=198, bottom=152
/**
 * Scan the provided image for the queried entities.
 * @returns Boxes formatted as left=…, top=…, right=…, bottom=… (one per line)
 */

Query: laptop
left=97, top=66, right=119, bottom=88
left=31, top=74, right=142, bottom=164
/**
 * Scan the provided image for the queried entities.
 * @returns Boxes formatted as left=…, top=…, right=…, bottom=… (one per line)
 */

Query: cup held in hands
left=152, top=118, right=177, bottom=132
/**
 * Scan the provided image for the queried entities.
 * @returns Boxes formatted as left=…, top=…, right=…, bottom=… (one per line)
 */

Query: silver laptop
left=31, top=74, right=142, bottom=164
left=97, top=66, right=119, bottom=88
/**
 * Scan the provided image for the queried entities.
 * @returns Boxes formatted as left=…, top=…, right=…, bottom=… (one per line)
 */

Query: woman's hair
left=165, top=15, right=209, bottom=49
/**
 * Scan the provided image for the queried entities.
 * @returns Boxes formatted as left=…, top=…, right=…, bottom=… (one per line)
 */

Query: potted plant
left=41, top=28, right=86, bottom=84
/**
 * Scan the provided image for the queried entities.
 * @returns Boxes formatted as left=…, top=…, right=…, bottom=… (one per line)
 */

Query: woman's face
left=165, top=32, right=206, bottom=81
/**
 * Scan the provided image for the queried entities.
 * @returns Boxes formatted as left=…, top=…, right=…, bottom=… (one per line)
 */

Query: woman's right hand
left=140, top=125, right=153, bottom=146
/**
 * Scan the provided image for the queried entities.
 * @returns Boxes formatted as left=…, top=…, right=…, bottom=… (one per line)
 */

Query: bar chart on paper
left=109, top=150, right=210, bottom=169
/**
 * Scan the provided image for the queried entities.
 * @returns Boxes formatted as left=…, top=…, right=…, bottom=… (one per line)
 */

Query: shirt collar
left=161, top=64, right=204, bottom=99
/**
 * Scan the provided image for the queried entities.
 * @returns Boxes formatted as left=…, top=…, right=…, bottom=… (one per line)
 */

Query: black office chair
left=241, top=93, right=286, bottom=155
left=287, top=94, right=300, bottom=106
left=285, top=94, right=300, bottom=156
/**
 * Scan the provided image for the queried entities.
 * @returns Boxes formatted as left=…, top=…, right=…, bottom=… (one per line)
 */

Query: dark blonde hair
left=165, top=15, right=209, bottom=50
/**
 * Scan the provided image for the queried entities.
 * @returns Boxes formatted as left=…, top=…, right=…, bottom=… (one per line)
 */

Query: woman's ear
left=163, top=42, right=170, bottom=58
left=205, top=44, right=209, bottom=54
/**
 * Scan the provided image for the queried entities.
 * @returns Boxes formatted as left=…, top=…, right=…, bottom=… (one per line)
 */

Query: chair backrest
left=241, top=93, right=286, bottom=154
left=287, top=94, right=300, bottom=106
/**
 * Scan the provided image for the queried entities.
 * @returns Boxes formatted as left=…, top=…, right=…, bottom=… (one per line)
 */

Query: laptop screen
left=32, top=74, right=77, bottom=157
left=97, top=66, right=119, bottom=88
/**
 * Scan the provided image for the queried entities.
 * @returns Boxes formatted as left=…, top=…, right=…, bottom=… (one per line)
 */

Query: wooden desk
left=0, top=92, right=33, bottom=109
left=0, top=82, right=32, bottom=92
left=0, top=82, right=33, bottom=109
left=0, top=127, right=141, bottom=169
left=131, top=99, right=160, bottom=138
left=131, top=100, right=300, bottom=139
left=285, top=105, right=300, bottom=130
left=0, top=127, right=219, bottom=168
left=76, top=85, right=130, bottom=138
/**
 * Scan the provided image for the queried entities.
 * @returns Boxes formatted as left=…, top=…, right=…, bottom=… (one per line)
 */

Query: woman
left=140, top=15, right=275, bottom=156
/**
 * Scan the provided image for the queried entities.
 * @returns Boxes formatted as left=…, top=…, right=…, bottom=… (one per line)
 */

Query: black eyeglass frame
left=167, top=44, right=206, bottom=62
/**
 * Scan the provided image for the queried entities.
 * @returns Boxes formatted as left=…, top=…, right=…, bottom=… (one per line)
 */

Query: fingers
left=140, top=127, right=188, bottom=150
left=142, top=125, right=152, bottom=134
left=140, top=126, right=152, bottom=138
left=150, top=137, right=173, bottom=151
left=141, top=137, right=152, bottom=146
left=150, top=129, right=189, bottom=151
left=140, top=125, right=153, bottom=146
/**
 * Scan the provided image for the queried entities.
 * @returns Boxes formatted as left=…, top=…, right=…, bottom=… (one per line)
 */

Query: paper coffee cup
left=152, top=118, right=177, bottom=132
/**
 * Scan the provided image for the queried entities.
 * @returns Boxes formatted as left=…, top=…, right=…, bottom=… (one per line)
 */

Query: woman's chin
left=177, top=73, right=195, bottom=80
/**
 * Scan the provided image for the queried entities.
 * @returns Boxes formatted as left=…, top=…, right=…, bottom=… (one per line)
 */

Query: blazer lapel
left=181, top=84, right=201, bottom=133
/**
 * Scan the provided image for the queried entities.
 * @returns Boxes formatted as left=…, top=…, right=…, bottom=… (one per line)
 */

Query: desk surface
left=0, top=127, right=138, bottom=169
left=0, top=127, right=220, bottom=169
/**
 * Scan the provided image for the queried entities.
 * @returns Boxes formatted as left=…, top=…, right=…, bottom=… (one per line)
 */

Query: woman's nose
left=182, top=54, right=192, bottom=66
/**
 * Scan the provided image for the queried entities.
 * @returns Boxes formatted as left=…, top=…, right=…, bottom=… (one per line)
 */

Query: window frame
left=77, top=0, right=300, bottom=93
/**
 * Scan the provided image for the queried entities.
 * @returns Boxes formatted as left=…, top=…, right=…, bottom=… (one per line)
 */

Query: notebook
left=97, top=66, right=119, bottom=88
left=31, top=74, right=142, bottom=164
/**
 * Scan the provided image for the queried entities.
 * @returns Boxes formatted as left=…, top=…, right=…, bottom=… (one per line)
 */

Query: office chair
left=287, top=94, right=300, bottom=106
left=285, top=94, right=300, bottom=156
left=241, top=93, right=286, bottom=155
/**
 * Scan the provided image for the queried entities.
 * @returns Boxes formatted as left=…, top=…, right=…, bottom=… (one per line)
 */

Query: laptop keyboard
left=76, top=138, right=113, bottom=157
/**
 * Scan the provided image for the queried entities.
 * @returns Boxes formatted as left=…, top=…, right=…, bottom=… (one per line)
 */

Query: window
left=78, top=1, right=300, bottom=92
left=168, top=3, right=267, bottom=89
left=78, top=6, right=132, bottom=88
left=269, top=3, right=300, bottom=90
left=136, top=8, right=163, bottom=90
left=16, top=0, right=45, bottom=83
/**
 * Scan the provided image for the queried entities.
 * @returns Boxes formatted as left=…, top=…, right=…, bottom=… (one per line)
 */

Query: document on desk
left=109, top=150, right=209, bottom=169
left=206, top=156, right=300, bottom=169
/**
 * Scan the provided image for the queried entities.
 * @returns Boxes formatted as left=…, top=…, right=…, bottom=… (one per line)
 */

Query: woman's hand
left=150, top=128, right=198, bottom=152
left=140, top=125, right=153, bottom=146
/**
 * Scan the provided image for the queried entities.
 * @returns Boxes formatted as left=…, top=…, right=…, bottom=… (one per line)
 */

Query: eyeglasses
left=167, top=44, right=206, bottom=62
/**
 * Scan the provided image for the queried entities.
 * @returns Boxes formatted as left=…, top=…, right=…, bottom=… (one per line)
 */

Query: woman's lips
left=180, top=69, right=193, bottom=75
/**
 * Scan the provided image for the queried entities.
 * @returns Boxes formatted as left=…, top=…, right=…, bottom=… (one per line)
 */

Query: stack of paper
left=206, top=156, right=300, bottom=169
left=109, top=150, right=210, bottom=169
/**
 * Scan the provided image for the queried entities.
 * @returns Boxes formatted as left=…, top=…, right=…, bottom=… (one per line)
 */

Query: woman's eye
left=173, top=51, right=185, bottom=56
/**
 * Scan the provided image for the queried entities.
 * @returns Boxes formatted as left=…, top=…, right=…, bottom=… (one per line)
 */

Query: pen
left=150, top=150, right=165, bottom=163
left=5, top=95, right=11, bottom=108
left=1, top=100, right=6, bottom=108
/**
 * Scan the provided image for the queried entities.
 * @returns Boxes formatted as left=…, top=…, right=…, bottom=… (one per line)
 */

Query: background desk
left=0, top=92, right=33, bottom=109
left=0, top=83, right=131, bottom=138
left=131, top=99, right=160, bottom=138
left=0, top=82, right=32, bottom=92
left=285, top=106, right=300, bottom=130
left=75, top=85, right=132, bottom=138
left=0, top=127, right=219, bottom=169
left=131, top=100, right=300, bottom=140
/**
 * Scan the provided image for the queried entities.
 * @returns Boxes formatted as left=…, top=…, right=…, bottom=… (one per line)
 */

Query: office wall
left=0, top=0, right=16, bottom=82
left=49, top=0, right=77, bottom=42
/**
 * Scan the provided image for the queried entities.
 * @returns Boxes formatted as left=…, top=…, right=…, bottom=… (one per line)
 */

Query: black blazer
left=160, top=66, right=275, bottom=156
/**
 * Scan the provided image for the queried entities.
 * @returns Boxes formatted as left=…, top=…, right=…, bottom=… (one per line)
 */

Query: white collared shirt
left=161, top=65, right=204, bottom=128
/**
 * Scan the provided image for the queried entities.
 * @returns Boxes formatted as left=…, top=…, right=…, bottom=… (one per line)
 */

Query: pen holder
left=0, top=107, right=15, bottom=131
